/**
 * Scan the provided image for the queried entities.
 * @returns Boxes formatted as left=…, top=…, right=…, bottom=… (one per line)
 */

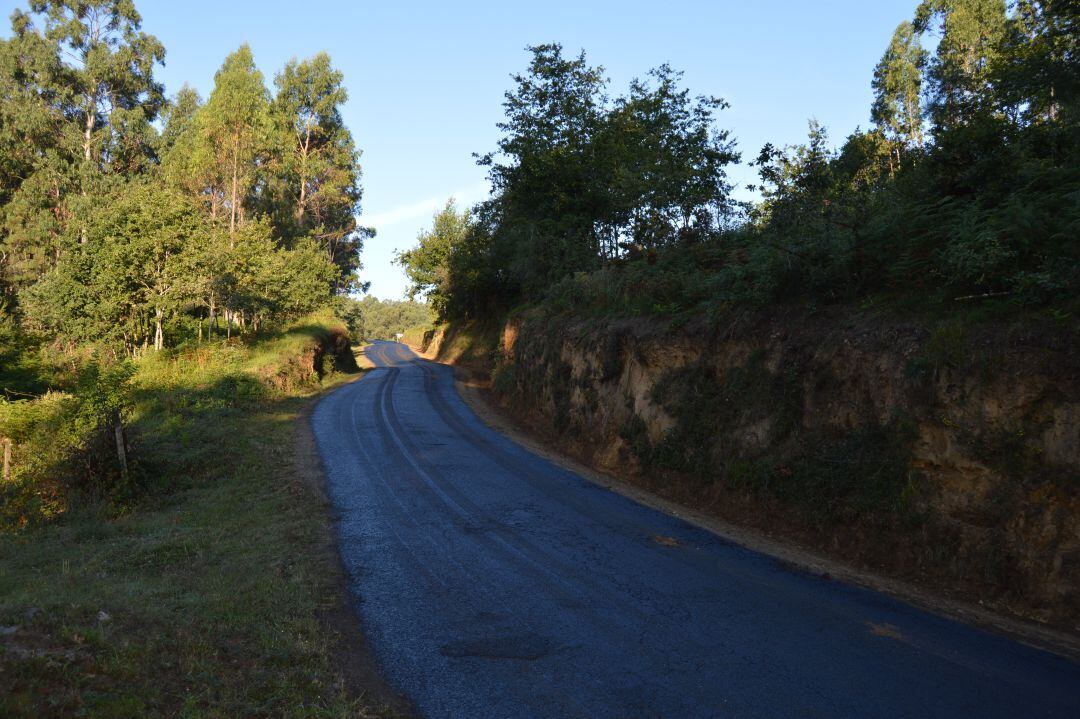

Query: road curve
left=312, top=341, right=1079, bottom=718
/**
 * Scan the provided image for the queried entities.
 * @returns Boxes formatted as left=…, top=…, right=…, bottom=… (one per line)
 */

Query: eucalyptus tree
left=871, top=21, right=927, bottom=168
left=914, top=0, right=1008, bottom=132
left=0, top=0, right=164, bottom=292
left=272, top=53, right=368, bottom=288
left=165, top=45, right=272, bottom=236
left=994, top=0, right=1079, bottom=129
left=158, top=84, right=201, bottom=154
left=17, top=0, right=165, bottom=172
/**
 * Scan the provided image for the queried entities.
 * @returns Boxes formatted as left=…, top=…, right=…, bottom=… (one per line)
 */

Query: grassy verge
left=0, top=318, right=394, bottom=717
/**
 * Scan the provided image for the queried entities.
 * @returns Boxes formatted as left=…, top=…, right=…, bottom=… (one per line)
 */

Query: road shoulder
left=297, top=363, right=416, bottom=718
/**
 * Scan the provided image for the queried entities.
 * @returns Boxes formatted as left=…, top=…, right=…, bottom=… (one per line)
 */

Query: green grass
left=0, top=319, right=392, bottom=717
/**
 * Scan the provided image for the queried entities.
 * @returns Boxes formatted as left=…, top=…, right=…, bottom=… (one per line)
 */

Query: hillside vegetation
left=0, top=0, right=375, bottom=527
left=400, top=3, right=1077, bottom=321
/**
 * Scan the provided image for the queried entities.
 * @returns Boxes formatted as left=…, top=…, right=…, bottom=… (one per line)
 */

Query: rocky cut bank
left=457, top=308, right=1080, bottom=630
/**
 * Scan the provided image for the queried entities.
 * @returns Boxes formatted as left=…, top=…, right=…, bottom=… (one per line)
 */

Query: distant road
left=312, top=341, right=1080, bottom=718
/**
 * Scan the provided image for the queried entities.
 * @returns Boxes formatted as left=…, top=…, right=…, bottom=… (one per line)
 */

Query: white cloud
left=360, top=181, right=489, bottom=231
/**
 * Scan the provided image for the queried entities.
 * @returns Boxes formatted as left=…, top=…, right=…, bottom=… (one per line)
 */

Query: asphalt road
left=312, top=340, right=1080, bottom=718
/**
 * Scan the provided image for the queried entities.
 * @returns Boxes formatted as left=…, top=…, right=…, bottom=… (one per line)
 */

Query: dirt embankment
left=411, top=309, right=1080, bottom=632
left=257, top=324, right=358, bottom=392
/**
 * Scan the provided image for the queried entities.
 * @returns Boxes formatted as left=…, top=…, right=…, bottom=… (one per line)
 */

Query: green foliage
left=915, top=0, right=1008, bottom=131
left=1, top=313, right=355, bottom=532
left=645, top=353, right=800, bottom=474
left=396, top=199, right=472, bottom=319
left=174, top=44, right=273, bottom=234
left=270, top=53, right=370, bottom=290
left=872, top=21, right=927, bottom=151
left=0, top=319, right=50, bottom=397
left=1, top=2, right=368, bottom=352
left=725, top=422, right=920, bottom=522
left=17, top=183, right=339, bottom=354
left=0, top=0, right=165, bottom=292
left=0, top=361, right=136, bottom=528
left=0, top=317, right=382, bottom=716
left=629, top=354, right=918, bottom=522
left=396, top=44, right=740, bottom=320
left=402, top=6, right=1078, bottom=324
left=337, top=295, right=433, bottom=341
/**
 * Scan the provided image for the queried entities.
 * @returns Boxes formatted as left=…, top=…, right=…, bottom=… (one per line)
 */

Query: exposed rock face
left=494, top=309, right=1079, bottom=628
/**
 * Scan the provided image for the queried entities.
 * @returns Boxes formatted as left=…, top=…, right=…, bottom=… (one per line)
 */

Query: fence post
left=113, top=412, right=129, bottom=485
left=2, top=437, right=10, bottom=482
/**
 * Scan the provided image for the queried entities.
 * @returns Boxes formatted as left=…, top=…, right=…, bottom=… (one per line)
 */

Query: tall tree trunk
left=79, top=96, right=97, bottom=244
left=208, top=294, right=216, bottom=337
left=230, top=132, right=240, bottom=240
left=297, top=122, right=312, bottom=225
left=83, top=101, right=95, bottom=163
left=154, top=308, right=164, bottom=351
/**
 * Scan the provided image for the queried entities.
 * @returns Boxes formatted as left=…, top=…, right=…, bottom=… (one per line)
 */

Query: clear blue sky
left=3, top=0, right=920, bottom=299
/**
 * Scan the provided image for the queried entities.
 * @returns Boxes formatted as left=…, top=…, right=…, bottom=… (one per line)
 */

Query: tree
left=479, top=43, right=609, bottom=291
left=0, top=0, right=164, bottom=293
left=994, top=0, right=1079, bottom=129
left=18, top=0, right=165, bottom=171
left=158, top=84, right=201, bottom=153
left=915, top=0, right=1008, bottom=131
left=601, top=65, right=738, bottom=251
left=337, top=295, right=433, bottom=341
left=469, top=44, right=738, bottom=301
left=21, top=182, right=207, bottom=353
left=2, top=0, right=370, bottom=348
left=167, top=45, right=272, bottom=235
left=395, top=199, right=471, bottom=319
left=272, top=53, right=368, bottom=289
left=871, top=21, right=927, bottom=167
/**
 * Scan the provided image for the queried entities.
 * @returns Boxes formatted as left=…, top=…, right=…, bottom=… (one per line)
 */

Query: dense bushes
left=0, top=363, right=135, bottom=528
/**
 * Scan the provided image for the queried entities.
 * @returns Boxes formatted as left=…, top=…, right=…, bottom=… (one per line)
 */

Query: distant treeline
left=339, top=295, right=432, bottom=342
left=0, top=1, right=369, bottom=355
left=399, top=1, right=1078, bottom=321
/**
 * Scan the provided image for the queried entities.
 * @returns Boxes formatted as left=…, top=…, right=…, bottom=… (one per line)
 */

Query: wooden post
left=113, top=412, right=129, bottom=485
left=2, top=437, right=10, bottom=482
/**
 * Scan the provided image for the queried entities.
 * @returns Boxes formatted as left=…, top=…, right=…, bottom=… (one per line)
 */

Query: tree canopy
left=0, top=0, right=370, bottom=354
left=399, top=3, right=1079, bottom=321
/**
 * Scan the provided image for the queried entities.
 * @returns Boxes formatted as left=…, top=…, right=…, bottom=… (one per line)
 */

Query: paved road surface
left=312, top=340, right=1080, bottom=718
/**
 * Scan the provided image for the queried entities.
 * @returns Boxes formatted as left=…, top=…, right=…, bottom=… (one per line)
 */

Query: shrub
left=0, top=361, right=135, bottom=528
